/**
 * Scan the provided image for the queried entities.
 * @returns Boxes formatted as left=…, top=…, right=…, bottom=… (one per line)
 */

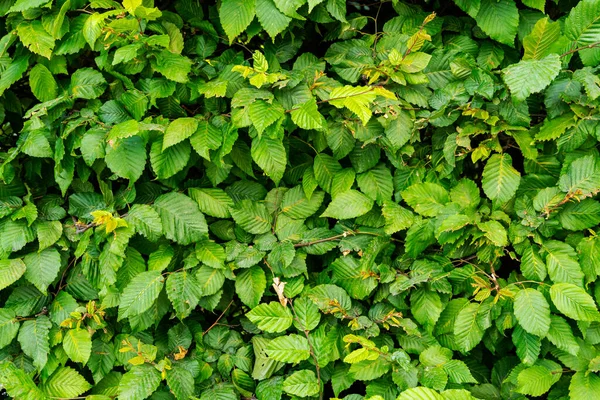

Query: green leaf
left=502, top=54, right=561, bottom=101
left=43, top=366, right=91, bottom=398
left=320, top=189, right=374, bottom=219
left=454, top=302, right=485, bottom=352
left=481, top=153, right=521, bottom=203
left=249, top=100, right=285, bottom=135
left=397, top=387, right=444, bottom=400
left=0, top=361, right=46, bottom=399
left=230, top=199, right=272, bottom=234
left=163, top=117, right=198, bottom=150
left=153, top=192, right=208, bottom=245
left=382, top=200, right=415, bottom=235
left=291, top=98, right=324, bottom=130
left=36, top=220, right=63, bottom=251
left=189, top=188, right=234, bottom=218
left=20, top=130, right=53, bottom=158
left=402, top=182, right=450, bottom=217
left=251, top=134, right=287, bottom=185
left=443, top=360, right=477, bottom=384
left=514, top=288, right=551, bottom=337
left=23, top=247, right=61, bottom=293
left=29, top=64, right=57, bottom=102
left=523, top=17, right=562, bottom=60
left=63, top=328, right=92, bottom=365
left=105, top=136, right=146, bottom=182
left=281, top=186, right=325, bottom=219
left=535, top=113, right=577, bottom=141
left=521, top=246, right=547, bottom=282
left=151, top=51, right=193, bottom=83
left=190, top=120, right=222, bottom=160
left=475, top=0, right=518, bottom=45
left=283, top=370, right=320, bottom=397
left=49, top=291, right=78, bottom=326
left=118, top=364, right=162, bottom=400
left=293, top=296, right=320, bottom=331
left=196, top=239, right=226, bottom=269
left=550, top=282, right=600, bottom=321
left=18, top=315, right=51, bottom=370
left=0, top=259, right=26, bottom=291
left=515, top=365, right=555, bottom=396
left=8, top=0, right=51, bottom=13
left=559, top=199, right=600, bottom=230
left=256, top=0, right=291, bottom=38
left=0, top=309, right=19, bottom=349
left=543, top=240, right=584, bottom=286
left=166, top=271, right=202, bottom=319
left=150, top=139, right=191, bottom=179
left=196, top=265, right=225, bottom=296
left=125, top=204, right=163, bottom=242
left=314, top=154, right=342, bottom=193
left=118, top=270, right=165, bottom=320
left=513, top=324, right=541, bottom=365
left=412, top=288, right=443, bottom=329
left=547, top=315, right=579, bottom=355
left=17, top=21, right=55, bottom=59
left=266, top=334, right=311, bottom=363
left=569, top=371, right=600, bottom=400
left=247, top=301, right=293, bottom=333
left=70, top=68, right=107, bottom=99
left=565, top=0, right=600, bottom=46
left=0, top=55, right=30, bottom=97
left=523, top=0, right=545, bottom=11
left=219, top=0, right=256, bottom=43
left=558, top=155, right=600, bottom=195
left=357, top=164, right=393, bottom=204
left=235, top=266, right=266, bottom=308
left=329, top=86, right=376, bottom=125
left=478, top=220, right=508, bottom=247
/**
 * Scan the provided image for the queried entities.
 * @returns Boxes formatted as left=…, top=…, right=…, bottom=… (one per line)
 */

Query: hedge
left=1, top=0, right=600, bottom=399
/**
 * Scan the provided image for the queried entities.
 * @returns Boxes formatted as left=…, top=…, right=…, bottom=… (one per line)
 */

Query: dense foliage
left=3, top=0, right=600, bottom=398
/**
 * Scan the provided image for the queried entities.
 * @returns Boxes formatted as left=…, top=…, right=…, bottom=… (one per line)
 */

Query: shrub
left=1, top=0, right=600, bottom=398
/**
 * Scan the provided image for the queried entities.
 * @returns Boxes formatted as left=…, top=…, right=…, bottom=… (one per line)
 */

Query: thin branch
left=561, top=42, right=600, bottom=58
left=288, top=300, right=323, bottom=400
left=203, top=299, right=234, bottom=335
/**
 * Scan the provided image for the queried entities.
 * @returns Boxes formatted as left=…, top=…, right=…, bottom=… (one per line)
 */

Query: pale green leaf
left=550, top=282, right=600, bottom=321
left=320, top=189, right=374, bottom=219
left=514, top=288, right=551, bottom=337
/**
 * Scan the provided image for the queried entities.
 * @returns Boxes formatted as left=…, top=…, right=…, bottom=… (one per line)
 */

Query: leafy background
left=1, top=0, right=600, bottom=399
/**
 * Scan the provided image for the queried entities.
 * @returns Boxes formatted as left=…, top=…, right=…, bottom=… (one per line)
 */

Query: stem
left=288, top=300, right=323, bottom=400
left=561, top=42, right=600, bottom=57
left=203, top=299, right=234, bottom=335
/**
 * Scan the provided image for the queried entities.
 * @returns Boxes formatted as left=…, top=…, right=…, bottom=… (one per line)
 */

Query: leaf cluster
left=1, top=0, right=600, bottom=399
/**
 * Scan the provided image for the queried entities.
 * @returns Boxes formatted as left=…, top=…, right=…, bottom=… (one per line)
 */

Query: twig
left=203, top=300, right=234, bottom=335
left=561, top=42, right=600, bottom=58
left=288, top=300, right=323, bottom=400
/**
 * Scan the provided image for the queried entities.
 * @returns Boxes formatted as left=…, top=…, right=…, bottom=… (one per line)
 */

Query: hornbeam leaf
left=550, top=283, right=600, bottom=321
left=118, top=271, right=165, bottom=320
left=475, top=0, right=519, bottom=46
left=513, top=288, right=551, bottom=337
left=320, top=190, right=373, bottom=219
left=266, top=334, right=310, bottom=363
left=482, top=154, right=521, bottom=203
left=502, top=54, right=561, bottom=101
left=18, top=315, right=52, bottom=371
left=247, top=302, right=293, bottom=333
left=153, top=192, right=208, bottom=245
left=63, top=328, right=92, bottom=365
left=219, top=0, right=256, bottom=43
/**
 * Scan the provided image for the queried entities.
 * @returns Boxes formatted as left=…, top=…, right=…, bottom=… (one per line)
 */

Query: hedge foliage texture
left=2, top=0, right=600, bottom=399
